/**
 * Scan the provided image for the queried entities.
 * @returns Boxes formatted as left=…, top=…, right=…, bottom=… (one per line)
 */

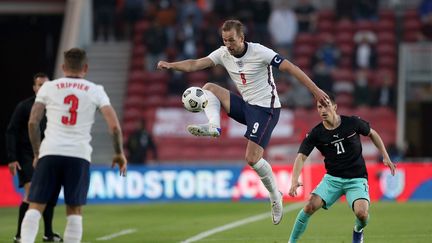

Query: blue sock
left=354, top=215, right=369, bottom=232
left=289, top=209, right=311, bottom=243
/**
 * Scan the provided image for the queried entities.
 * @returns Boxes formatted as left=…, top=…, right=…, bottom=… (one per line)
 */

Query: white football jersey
left=35, top=77, right=111, bottom=161
left=208, top=42, right=281, bottom=108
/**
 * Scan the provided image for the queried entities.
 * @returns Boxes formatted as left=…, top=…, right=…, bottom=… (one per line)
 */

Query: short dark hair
left=64, top=48, right=87, bottom=72
left=325, top=91, right=336, bottom=105
left=221, top=20, right=244, bottom=38
left=33, top=72, right=48, bottom=85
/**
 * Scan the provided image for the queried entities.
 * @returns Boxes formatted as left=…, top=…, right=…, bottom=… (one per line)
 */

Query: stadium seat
left=339, top=43, right=354, bottom=56
left=403, top=19, right=422, bottom=32
left=335, top=20, right=355, bottom=33
left=185, top=71, right=209, bottom=84
left=318, top=9, right=335, bottom=22
left=293, top=56, right=311, bottom=70
left=335, top=32, right=354, bottom=45
left=355, top=21, right=375, bottom=31
left=293, top=44, right=315, bottom=58
left=132, top=45, right=147, bottom=59
left=377, top=44, right=396, bottom=57
left=317, top=20, right=334, bottom=33
left=403, top=9, right=419, bottom=20
left=335, top=93, right=354, bottom=108
left=134, top=20, right=151, bottom=35
left=124, top=95, right=145, bottom=110
left=375, top=20, right=396, bottom=32
left=331, top=69, right=354, bottom=82
left=295, top=33, right=316, bottom=47
left=130, top=56, right=144, bottom=71
left=403, top=31, right=419, bottom=42
left=377, top=56, right=397, bottom=69
left=379, top=9, right=396, bottom=22
left=377, top=32, right=396, bottom=46
left=129, top=70, right=146, bottom=84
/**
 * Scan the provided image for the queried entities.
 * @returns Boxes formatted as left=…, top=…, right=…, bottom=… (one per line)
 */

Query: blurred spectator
left=175, top=14, right=199, bottom=59
left=372, top=72, right=396, bottom=108
left=353, top=0, right=379, bottom=21
left=353, top=69, right=371, bottom=107
left=419, top=0, right=432, bottom=21
left=279, top=77, right=313, bottom=109
left=294, top=0, right=317, bottom=33
left=251, top=0, right=271, bottom=44
left=167, top=71, right=188, bottom=95
left=312, top=34, right=341, bottom=69
left=268, top=2, right=298, bottom=58
left=126, top=119, right=158, bottom=164
left=200, top=13, right=221, bottom=55
left=336, top=0, right=354, bottom=20
left=312, top=60, right=334, bottom=93
left=155, top=0, right=177, bottom=45
left=353, top=30, right=377, bottom=69
left=93, top=0, right=116, bottom=42
left=123, top=0, right=145, bottom=38
left=143, top=20, right=168, bottom=70
left=178, top=0, right=203, bottom=28
left=418, top=14, right=432, bottom=41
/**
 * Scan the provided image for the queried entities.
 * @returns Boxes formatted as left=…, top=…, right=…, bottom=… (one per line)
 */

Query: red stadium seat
left=295, top=33, right=316, bottom=47
left=293, top=44, right=315, bottom=58
left=356, top=21, right=375, bottom=31
left=377, top=44, right=396, bottom=57
left=335, top=32, right=354, bottom=45
left=403, top=19, right=422, bottom=32
left=331, top=69, right=354, bottom=82
left=375, top=20, right=396, bottom=32
left=403, top=9, right=419, bottom=20
left=317, top=20, right=334, bottom=33
left=318, top=10, right=335, bottom=22
left=403, top=31, right=419, bottom=42
left=293, top=56, right=311, bottom=70
left=134, top=20, right=151, bottom=35
left=335, top=20, right=355, bottom=33
left=185, top=71, right=209, bottom=84
left=335, top=93, right=354, bottom=108
left=379, top=9, right=396, bottom=22
left=377, top=32, right=396, bottom=45
left=377, top=56, right=397, bottom=69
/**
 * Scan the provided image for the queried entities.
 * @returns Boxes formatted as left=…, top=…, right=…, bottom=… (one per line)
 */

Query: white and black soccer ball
left=182, top=87, right=208, bottom=113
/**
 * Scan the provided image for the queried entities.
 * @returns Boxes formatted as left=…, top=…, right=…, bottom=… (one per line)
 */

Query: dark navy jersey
left=5, top=96, right=46, bottom=162
left=298, top=115, right=371, bottom=179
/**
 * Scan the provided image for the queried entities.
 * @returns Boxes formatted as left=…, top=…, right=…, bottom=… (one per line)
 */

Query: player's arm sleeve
left=207, top=47, right=224, bottom=66
left=93, top=85, right=111, bottom=109
left=352, top=116, right=371, bottom=136
left=256, top=44, right=285, bottom=68
left=5, top=103, right=24, bottom=162
left=298, top=130, right=317, bottom=156
left=35, top=82, right=49, bottom=105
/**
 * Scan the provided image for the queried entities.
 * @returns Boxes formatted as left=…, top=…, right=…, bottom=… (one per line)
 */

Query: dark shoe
left=352, top=229, right=364, bottom=243
left=13, top=236, right=21, bottom=243
left=43, top=233, right=63, bottom=242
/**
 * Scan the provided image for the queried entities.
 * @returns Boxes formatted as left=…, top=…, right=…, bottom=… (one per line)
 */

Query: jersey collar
left=233, top=42, right=248, bottom=58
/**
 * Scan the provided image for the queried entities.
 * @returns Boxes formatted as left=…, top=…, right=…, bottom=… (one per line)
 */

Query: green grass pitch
left=0, top=201, right=431, bottom=242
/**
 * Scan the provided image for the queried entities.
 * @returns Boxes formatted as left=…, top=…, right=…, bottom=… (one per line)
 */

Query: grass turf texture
left=0, top=201, right=430, bottom=242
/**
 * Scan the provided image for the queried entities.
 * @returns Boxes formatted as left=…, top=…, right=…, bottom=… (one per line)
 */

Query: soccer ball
left=182, top=87, right=208, bottom=113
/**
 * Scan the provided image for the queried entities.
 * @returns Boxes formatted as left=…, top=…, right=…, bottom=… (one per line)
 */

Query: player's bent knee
left=304, top=203, right=318, bottom=215
left=66, top=205, right=82, bottom=215
left=202, top=82, right=219, bottom=92
left=355, top=209, right=369, bottom=221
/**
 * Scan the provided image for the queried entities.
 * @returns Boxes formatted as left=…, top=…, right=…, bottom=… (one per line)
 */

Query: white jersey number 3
left=61, top=94, right=79, bottom=125
left=335, top=141, right=345, bottom=154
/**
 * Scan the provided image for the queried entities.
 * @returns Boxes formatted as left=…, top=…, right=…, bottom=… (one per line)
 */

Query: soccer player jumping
left=158, top=19, right=329, bottom=225
left=288, top=93, right=396, bottom=243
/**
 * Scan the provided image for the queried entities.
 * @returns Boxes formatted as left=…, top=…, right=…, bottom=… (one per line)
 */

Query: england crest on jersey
left=236, top=60, right=244, bottom=68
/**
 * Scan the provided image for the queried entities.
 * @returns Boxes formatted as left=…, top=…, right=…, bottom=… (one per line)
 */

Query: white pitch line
left=96, top=228, right=137, bottom=241
left=181, top=203, right=303, bottom=243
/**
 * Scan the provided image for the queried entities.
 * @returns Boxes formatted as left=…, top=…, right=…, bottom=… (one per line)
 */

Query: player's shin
left=289, top=209, right=311, bottom=243
left=251, top=158, right=280, bottom=201
left=354, top=215, right=369, bottom=232
left=203, top=90, right=221, bottom=128
left=21, top=209, right=41, bottom=243
left=64, top=215, right=82, bottom=243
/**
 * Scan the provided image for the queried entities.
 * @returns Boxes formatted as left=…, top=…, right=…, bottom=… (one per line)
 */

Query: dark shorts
left=228, top=93, right=280, bottom=148
left=16, top=153, right=34, bottom=188
left=28, top=155, right=90, bottom=206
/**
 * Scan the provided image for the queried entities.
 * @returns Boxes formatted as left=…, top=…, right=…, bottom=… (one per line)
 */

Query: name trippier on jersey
left=56, top=82, right=89, bottom=91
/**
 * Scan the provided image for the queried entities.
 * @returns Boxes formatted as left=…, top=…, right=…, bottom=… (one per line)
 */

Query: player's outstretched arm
left=28, top=102, right=45, bottom=167
left=368, top=128, right=396, bottom=175
left=289, top=153, right=308, bottom=197
left=157, top=57, right=214, bottom=72
left=279, top=60, right=330, bottom=106
left=100, top=105, right=127, bottom=176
